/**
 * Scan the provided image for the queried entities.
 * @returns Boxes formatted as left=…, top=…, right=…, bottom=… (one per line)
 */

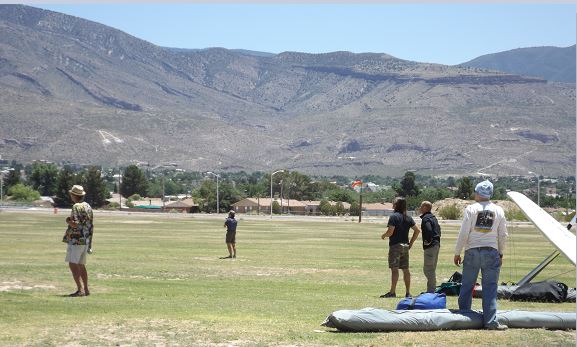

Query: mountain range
left=0, top=5, right=574, bottom=177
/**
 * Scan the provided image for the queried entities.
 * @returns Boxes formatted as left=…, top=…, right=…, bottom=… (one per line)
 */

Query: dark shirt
left=420, top=212, right=441, bottom=249
left=387, top=212, right=415, bottom=246
left=225, top=217, right=237, bottom=233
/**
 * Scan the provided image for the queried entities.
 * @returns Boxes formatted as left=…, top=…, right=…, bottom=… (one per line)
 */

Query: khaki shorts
left=388, top=243, right=410, bottom=269
left=65, top=244, right=88, bottom=264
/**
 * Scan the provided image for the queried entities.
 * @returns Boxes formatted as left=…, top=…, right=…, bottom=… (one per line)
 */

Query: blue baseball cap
left=475, top=180, right=493, bottom=198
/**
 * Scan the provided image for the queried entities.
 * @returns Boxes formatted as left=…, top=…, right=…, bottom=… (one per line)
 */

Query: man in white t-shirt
left=454, top=180, right=508, bottom=330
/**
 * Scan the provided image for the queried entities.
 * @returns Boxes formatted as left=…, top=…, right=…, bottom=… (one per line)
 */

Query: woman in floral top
left=63, top=185, right=93, bottom=297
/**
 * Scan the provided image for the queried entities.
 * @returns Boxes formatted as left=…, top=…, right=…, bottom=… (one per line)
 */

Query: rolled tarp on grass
left=321, top=308, right=576, bottom=332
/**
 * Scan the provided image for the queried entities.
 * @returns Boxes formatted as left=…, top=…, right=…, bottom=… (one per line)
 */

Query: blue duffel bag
left=396, top=292, right=446, bottom=310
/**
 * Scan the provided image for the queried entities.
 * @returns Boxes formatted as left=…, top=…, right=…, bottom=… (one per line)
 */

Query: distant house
left=232, top=198, right=307, bottom=215
left=163, top=198, right=199, bottom=213
left=545, top=187, right=559, bottom=198
left=362, top=202, right=394, bottom=216
left=302, top=200, right=321, bottom=214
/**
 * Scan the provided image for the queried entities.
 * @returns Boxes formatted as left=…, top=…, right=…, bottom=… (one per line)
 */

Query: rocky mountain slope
left=460, top=45, right=576, bottom=83
left=0, top=5, right=574, bottom=177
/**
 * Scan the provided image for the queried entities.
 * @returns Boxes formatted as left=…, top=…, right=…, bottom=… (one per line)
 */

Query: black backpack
left=434, top=271, right=463, bottom=296
left=509, top=280, right=568, bottom=303
left=448, top=271, right=462, bottom=283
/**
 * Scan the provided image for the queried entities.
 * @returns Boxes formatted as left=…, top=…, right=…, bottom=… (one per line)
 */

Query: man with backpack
left=419, top=201, right=441, bottom=293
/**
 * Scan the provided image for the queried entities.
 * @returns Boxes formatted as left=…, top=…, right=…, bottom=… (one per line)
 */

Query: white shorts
left=65, top=244, right=88, bottom=265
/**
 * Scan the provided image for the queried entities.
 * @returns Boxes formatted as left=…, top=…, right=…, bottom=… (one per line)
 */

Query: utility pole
left=358, top=184, right=363, bottom=223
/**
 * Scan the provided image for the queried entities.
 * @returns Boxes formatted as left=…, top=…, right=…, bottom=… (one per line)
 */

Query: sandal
left=379, top=292, right=396, bottom=298
left=68, top=290, right=84, bottom=297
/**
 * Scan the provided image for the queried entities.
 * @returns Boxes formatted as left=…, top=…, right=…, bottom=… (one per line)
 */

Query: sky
left=27, top=3, right=577, bottom=65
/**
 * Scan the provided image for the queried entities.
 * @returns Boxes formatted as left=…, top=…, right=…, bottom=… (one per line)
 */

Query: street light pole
left=270, top=169, right=284, bottom=218
left=529, top=171, right=540, bottom=206
left=117, top=167, right=122, bottom=209
left=207, top=172, right=220, bottom=213
left=280, top=179, right=283, bottom=215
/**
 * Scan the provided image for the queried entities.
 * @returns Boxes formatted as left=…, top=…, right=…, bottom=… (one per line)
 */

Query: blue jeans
left=458, top=247, right=501, bottom=328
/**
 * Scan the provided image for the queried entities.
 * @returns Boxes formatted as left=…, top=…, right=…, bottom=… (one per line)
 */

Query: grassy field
left=0, top=210, right=575, bottom=346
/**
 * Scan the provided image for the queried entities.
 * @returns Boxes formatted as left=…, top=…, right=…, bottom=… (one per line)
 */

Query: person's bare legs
left=231, top=243, right=236, bottom=258
left=402, top=268, right=411, bottom=296
left=389, top=268, right=399, bottom=294
left=79, top=264, right=89, bottom=295
left=226, top=243, right=234, bottom=257
left=68, top=263, right=82, bottom=294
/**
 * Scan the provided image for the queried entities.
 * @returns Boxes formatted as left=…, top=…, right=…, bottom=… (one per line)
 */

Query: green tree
left=146, top=177, right=163, bottom=198
left=456, top=177, right=473, bottom=200
left=28, top=162, right=59, bottom=196
left=162, top=178, right=181, bottom=196
left=121, top=165, right=148, bottom=198
left=193, top=179, right=241, bottom=213
left=194, top=179, right=216, bottom=213
left=83, top=166, right=109, bottom=208
left=285, top=171, right=313, bottom=200
left=4, top=169, right=20, bottom=190
left=217, top=181, right=242, bottom=213
left=327, top=189, right=355, bottom=203
left=8, top=184, right=40, bottom=202
left=395, top=171, right=420, bottom=197
left=54, top=166, right=77, bottom=208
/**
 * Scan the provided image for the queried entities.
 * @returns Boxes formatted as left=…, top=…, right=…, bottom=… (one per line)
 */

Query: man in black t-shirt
left=380, top=197, right=421, bottom=298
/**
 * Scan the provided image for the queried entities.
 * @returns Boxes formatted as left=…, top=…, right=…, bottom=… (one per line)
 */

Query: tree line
left=1, top=161, right=574, bottom=213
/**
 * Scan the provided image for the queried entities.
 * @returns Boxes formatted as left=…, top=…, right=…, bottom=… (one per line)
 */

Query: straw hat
left=69, top=185, right=86, bottom=197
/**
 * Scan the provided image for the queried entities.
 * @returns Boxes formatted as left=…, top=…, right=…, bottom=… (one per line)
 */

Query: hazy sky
left=34, top=3, right=576, bottom=65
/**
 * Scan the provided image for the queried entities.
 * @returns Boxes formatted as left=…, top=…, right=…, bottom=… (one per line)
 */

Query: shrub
left=319, top=200, right=335, bottom=216
left=349, top=201, right=360, bottom=216
left=128, top=194, right=142, bottom=201
left=438, top=203, right=462, bottom=220
left=335, top=201, right=345, bottom=216
left=7, top=184, right=41, bottom=202
left=272, top=201, right=281, bottom=214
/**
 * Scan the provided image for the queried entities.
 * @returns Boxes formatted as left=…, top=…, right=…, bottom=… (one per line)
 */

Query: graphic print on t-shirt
left=474, top=210, right=494, bottom=232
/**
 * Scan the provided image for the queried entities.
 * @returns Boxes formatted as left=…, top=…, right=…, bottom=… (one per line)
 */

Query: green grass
left=0, top=211, right=575, bottom=346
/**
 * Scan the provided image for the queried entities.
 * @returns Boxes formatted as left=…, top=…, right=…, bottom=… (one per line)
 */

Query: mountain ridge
left=459, top=45, right=576, bottom=83
left=0, top=4, right=574, bottom=177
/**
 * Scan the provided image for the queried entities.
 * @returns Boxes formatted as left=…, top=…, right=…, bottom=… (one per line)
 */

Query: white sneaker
left=486, top=324, right=508, bottom=330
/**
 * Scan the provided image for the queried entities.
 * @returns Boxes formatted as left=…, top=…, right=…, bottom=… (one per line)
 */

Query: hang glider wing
left=507, top=191, right=576, bottom=266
